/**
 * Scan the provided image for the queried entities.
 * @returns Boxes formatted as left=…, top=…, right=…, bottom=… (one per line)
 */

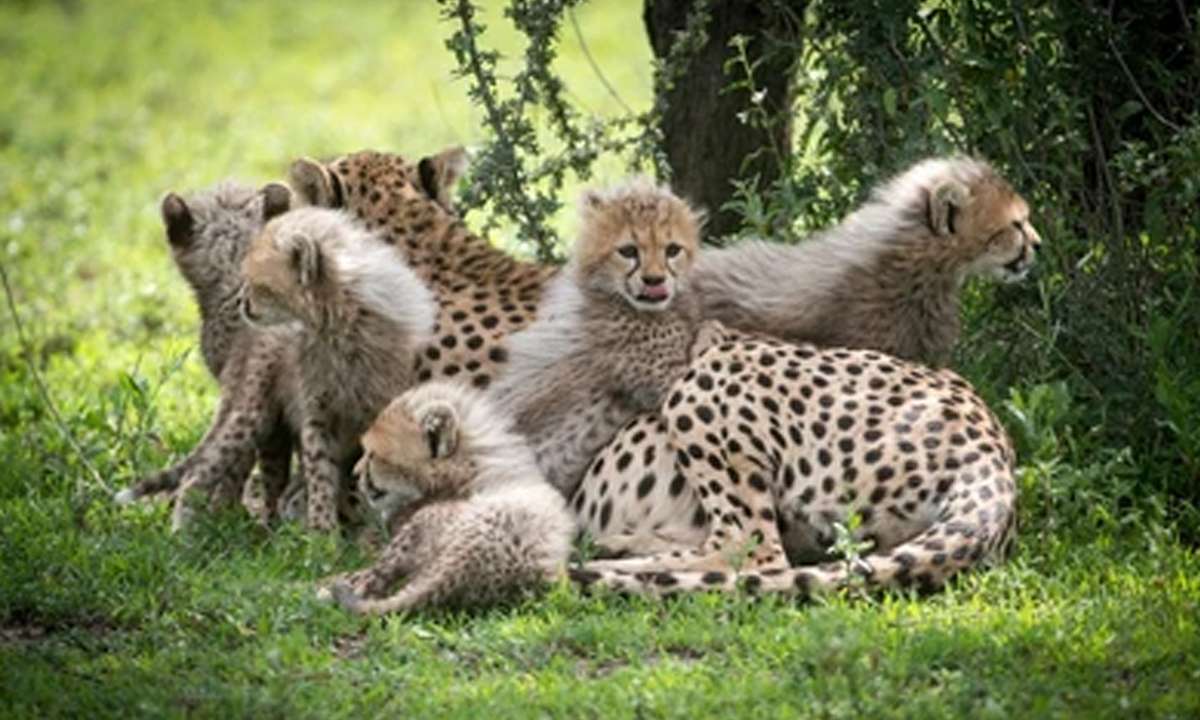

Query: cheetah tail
left=569, top=508, right=1015, bottom=599
left=568, top=563, right=850, bottom=598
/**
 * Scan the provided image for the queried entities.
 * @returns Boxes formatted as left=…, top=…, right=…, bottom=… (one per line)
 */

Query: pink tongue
left=642, top=284, right=668, bottom=299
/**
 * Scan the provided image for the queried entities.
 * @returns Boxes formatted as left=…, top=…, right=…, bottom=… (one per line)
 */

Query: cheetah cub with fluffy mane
left=115, top=182, right=299, bottom=525
left=322, top=381, right=575, bottom=613
left=240, top=207, right=435, bottom=531
left=489, top=179, right=710, bottom=498
left=695, top=156, right=1042, bottom=364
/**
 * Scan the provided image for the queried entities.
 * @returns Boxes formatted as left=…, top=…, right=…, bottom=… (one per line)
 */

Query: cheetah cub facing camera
left=322, top=382, right=575, bottom=613
left=240, top=207, right=436, bottom=531
left=488, top=179, right=711, bottom=498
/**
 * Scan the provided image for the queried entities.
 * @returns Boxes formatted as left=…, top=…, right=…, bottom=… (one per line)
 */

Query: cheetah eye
left=616, top=245, right=639, bottom=260
left=665, top=243, right=683, bottom=259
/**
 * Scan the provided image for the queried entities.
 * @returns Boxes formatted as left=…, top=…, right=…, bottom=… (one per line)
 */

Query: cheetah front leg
left=586, top=446, right=788, bottom=575
left=118, top=388, right=238, bottom=503
left=590, top=527, right=706, bottom=559
left=299, top=409, right=342, bottom=533
left=170, top=407, right=260, bottom=531
left=241, top=422, right=293, bottom=524
left=320, top=502, right=462, bottom=606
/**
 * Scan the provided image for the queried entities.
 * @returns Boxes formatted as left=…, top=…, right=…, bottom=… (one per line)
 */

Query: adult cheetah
left=571, top=326, right=1018, bottom=597
left=569, top=156, right=1037, bottom=595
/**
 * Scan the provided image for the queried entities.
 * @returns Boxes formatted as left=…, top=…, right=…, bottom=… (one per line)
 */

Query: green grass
left=1, top=1, right=1198, bottom=717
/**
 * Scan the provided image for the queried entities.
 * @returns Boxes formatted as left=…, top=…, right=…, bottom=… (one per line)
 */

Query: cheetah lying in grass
left=321, top=381, right=575, bottom=614
left=571, top=324, right=1017, bottom=597
left=569, top=157, right=1037, bottom=596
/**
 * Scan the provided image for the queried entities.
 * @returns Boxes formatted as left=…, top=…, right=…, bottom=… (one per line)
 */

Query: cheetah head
left=921, top=159, right=1042, bottom=283
left=161, top=182, right=292, bottom=301
left=287, top=146, right=469, bottom=222
left=574, top=178, right=704, bottom=312
left=239, top=207, right=366, bottom=329
left=354, top=390, right=474, bottom=522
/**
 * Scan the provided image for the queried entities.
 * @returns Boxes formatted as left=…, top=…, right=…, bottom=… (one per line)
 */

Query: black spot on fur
left=599, top=500, right=613, bottom=530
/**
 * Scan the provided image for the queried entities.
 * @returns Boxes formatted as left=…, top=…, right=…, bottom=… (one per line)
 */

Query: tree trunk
left=644, top=0, right=801, bottom=240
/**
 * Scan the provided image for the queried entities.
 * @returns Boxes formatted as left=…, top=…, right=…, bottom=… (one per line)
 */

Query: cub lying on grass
left=322, top=381, right=575, bottom=613
left=239, top=207, right=435, bottom=532
left=115, top=182, right=301, bottom=525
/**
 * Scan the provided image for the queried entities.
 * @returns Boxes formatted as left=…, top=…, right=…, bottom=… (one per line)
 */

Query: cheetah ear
left=290, top=234, right=323, bottom=288
left=689, top=204, right=709, bottom=235
left=417, top=145, right=469, bottom=210
left=419, top=403, right=459, bottom=460
left=929, top=180, right=970, bottom=236
left=288, top=158, right=343, bottom=208
left=161, top=192, right=194, bottom=248
left=260, top=182, right=292, bottom=222
left=580, top=188, right=606, bottom=212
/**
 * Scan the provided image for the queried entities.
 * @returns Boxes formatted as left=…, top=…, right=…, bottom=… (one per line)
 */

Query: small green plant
left=829, top=511, right=875, bottom=596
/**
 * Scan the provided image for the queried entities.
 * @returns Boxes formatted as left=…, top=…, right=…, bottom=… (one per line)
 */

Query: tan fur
left=240, top=207, right=435, bottom=531
left=571, top=324, right=1017, bottom=598
left=288, top=148, right=558, bottom=391
left=319, top=382, right=575, bottom=614
left=694, top=156, right=1041, bottom=365
left=488, top=180, right=710, bottom=498
left=114, top=182, right=302, bottom=528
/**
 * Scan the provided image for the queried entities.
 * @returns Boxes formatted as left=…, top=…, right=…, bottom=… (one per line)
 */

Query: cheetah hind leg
left=573, top=495, right=1019, bottom=598
left=590, top=527, right=707, bottom=559
left=318, top=501, right=460, bottom=607
left=585, top=453, right=790, bottom=574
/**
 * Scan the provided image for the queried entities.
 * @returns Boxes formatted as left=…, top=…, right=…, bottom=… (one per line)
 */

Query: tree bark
left=644, top=0, right=801, bottom=240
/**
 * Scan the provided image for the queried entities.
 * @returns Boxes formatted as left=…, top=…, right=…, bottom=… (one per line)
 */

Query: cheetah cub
left=489, top=179, right=710, bottom=498
left=240, top=207, right=436, bottom=531
left=321, top=382, right=575, bottom=614
left=115, top=181, right=300, bottom=524
left=695, top=156, right=1042, bottom=364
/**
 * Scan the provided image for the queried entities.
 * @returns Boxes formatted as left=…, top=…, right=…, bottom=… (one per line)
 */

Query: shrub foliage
left=452, top=0, right=1200, bottom=534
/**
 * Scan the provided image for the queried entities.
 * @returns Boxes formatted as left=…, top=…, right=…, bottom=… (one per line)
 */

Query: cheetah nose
left=642, top=275, right=665, bottom=287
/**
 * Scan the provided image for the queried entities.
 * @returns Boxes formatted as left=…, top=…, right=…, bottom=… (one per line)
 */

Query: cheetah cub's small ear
left=289, top=158, right=341, bottom=208
left=579, top=188, right=607, bottom=214
left=419, top=403, right=459, bottom=460
left=289, top=234, right=323, bottom=288
left=929, top=180, right=971, bottom=236
left=260, top=182, right=292, bottom=222
left=418, top=146, right=470, bottom=210
left=161, top=192, right=194, bottom=248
